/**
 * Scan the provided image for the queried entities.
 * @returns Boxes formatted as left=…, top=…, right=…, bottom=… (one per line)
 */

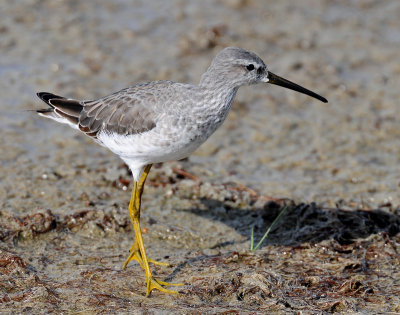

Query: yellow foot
left=123, top=249, right=144, bottom=269
left=148, top=259, right=170, bottom=267
left=123, top=248, right=170, bottom=269
left=147, top=277, right=184, bottom=296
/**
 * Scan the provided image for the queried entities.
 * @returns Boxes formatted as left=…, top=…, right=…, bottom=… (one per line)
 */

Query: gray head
left=200, top=47, right=327, bottom=103
left=201, top=47, right=268, bottom=87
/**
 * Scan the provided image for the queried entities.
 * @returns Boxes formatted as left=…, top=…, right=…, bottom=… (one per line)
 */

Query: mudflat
left=1, top=1, right=399, bottom=313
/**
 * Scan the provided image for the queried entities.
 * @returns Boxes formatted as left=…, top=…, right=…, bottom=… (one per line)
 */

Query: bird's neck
left=199, top=68, right=237, bottom=90
left=195, top=83, right=238, bottom=119
left=196, top=69, right=239, bottom=120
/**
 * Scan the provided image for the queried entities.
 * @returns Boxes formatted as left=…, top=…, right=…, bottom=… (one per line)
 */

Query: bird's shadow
left=164, top=199, right=400, bottom=283
left=178, top=198, right=400, bottom=249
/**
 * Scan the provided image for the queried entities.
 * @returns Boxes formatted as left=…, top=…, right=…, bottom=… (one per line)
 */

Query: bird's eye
left=246, top=64, right=255, bottom=71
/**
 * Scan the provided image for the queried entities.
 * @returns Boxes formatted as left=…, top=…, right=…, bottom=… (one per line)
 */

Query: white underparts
left=38, top=112, right=79, bottom=130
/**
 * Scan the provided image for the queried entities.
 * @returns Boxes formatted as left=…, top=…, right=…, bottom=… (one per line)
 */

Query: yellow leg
left=122, top=182, right=144, bottom=268
left=123, top=166, right=169, bottom=269
left=122, top=164, right=183, bottom=296
left=123, top=240, right=170, bottom=269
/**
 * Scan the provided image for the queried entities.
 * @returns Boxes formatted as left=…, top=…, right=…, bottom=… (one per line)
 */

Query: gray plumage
left=36, top=47, right=327, bottom=180
left=35, top=47, right=328, bottom=296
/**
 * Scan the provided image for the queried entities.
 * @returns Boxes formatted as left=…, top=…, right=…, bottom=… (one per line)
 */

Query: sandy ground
left=1, top=0, right=399, bottom=313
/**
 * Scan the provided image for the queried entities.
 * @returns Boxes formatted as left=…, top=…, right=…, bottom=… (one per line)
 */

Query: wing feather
left=38, top=81, right=180, bottom=139
left=78, top=83, right=164, bottom=137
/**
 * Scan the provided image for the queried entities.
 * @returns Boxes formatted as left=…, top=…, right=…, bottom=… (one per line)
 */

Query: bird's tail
left=36, top=92, right=83, bottom=128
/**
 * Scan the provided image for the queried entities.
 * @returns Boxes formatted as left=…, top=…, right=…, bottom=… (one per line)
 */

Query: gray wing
left=79, top=85, right=157, bottom=137
left=38, top=82, right=165, bottom=139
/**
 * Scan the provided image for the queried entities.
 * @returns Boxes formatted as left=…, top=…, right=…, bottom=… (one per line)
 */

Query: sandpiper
left=36, top=47, right=327, bottom=296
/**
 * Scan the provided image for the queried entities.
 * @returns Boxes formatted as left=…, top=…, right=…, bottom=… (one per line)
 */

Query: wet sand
left=1, top=0, right=399, bottom=313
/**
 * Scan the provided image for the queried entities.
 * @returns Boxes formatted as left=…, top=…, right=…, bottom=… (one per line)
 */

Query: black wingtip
left=37, top=92, right=66, bottom=105
left=36, top=108, right=54, bottom=114
left=37, top=92, right=51, bottom=101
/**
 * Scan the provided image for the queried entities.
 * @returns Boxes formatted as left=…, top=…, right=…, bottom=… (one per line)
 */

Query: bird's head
left=201, top=47, right=327, bottom=103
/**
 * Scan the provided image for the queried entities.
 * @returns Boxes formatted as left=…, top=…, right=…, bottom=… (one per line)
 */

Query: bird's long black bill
left=267, top=71, right=328, bottom=103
